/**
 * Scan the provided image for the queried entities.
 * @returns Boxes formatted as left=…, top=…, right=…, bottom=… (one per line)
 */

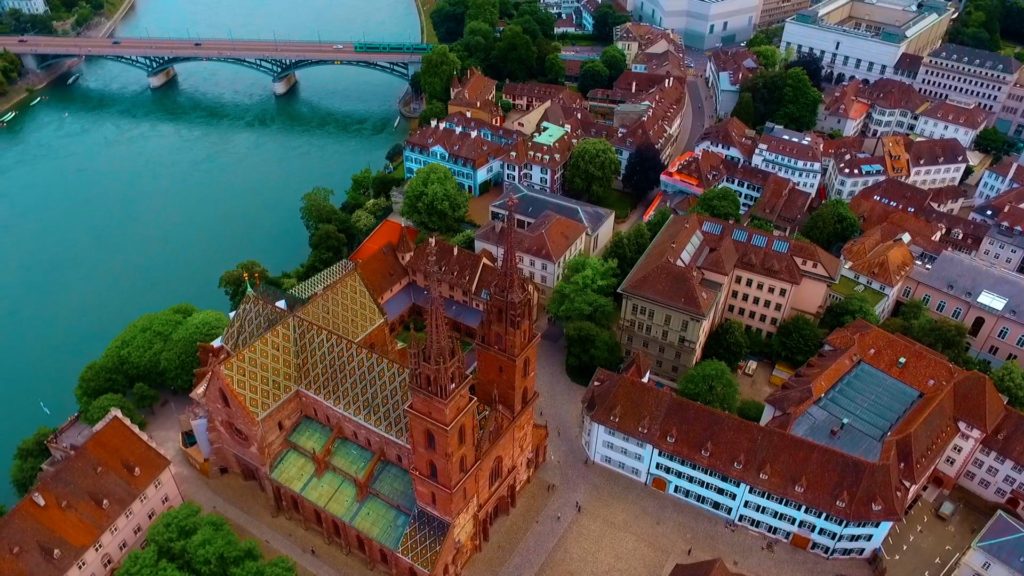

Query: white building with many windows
left=632, top=0, right=760, bottom=49
left=0, top=0, right=48, bottom=14
left=751, top=123, right=823, bottom=194
left=915, top=44, right=1022, bottom=114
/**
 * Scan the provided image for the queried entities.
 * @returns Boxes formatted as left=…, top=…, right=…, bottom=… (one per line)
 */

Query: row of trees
left=947, top=0, right=1024, bottom=53
left=0, top=50, right=23, bottom=96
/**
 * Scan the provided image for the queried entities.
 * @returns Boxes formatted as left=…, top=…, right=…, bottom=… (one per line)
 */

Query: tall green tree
left=82, top=393, right=145, bottom=426
left=820, top=293, right=879, bottom=332
left=750, top=45, right=782, bottom=71
left=785, top=53, right=823, bottom=89
left=103, top=304, right=197, bottom=390
left=541, top=52, right=565, bottom=84
left=420, top=45, right=462, bottom=104
left=491, top=25, right=537, bottom=81
left=548, top=256, right=620, bottom=326
left=219, top=260, right=273, bottom=310
left=677, top=360, right=740, bottom=413
left=466, top=0, right=499, bottom=27
left=732, top=92, right=755, bottom=127
left=457, top=20, right=496, bottom=71
left=577, top=60, right=609, bottom=97
left=603, top=223, right=652, bottom=281
left=975, top=127, right=1015, bottom=161
left=118, top=502, right=297, bottom=576
left=747, top=25, right=782, bottom=48
left=300, top=224, right=350, bottom=279
left=646, top=208, right=672, bottom=237
left=401, top=164, right=470, bottom=235
left=701, top=320, right=749, bottom=368
left=511, top=1, right=556, bottom=39
left=883, top=300, right=978, bottom=370
left=600, top=45, right=627, bottom=84
left=132, top=382, right=160, bottom=413
left=10, top=426, right=55, bottom=496
left=801, top=199, right=860, bottom=252
left=772, top=315, right=824, bottom=366
left=593, top=2, right=629, bottom=43
left=622, top=141, right=666, bottom=197
left=741, top=67, right=822, bottom=130
left=431, top=0, right=469, bottom=43
left=565, top=138, right=620, bottom=202
left=991, top=362, right=1024, bottom=410
left=160, top=310, right=230, bottom=392
left=419, top=101, right=450, bottom=124
left=692, top=186, right=741, bottom=221
left=564, top=321, right=624, bottom=385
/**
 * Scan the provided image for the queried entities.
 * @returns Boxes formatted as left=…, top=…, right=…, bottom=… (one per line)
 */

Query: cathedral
left=191, top=224, right=548, bottom=576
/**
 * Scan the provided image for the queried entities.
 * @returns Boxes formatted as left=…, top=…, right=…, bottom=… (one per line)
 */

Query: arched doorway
left=651, top=476, right=668, bottom=492
left=969, top=316, right=986, bottom=337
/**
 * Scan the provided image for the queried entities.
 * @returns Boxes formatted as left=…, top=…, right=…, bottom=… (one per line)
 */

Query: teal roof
left=532, top=122, right=568, bottom=146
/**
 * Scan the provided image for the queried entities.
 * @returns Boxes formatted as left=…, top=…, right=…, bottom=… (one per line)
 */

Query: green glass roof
left=324, top=475, right=361, bottom=523
left=288, top=418, right=332, bottom=454
left=532, top=122, right=567, bottom=146
left=371, top=461, right=417, bottom=511
left=271, top=448, right=316, bottom=492
left=329, top=438, right=375, bottom=478
left=301, top=470, right=348, bottom=509
left=352, top=496, right=411, bottom=550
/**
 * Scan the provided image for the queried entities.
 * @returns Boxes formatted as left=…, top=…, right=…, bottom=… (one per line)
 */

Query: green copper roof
left=288, top=418, right=332, bottom=454
left=532, top=122, right=568, bottom=146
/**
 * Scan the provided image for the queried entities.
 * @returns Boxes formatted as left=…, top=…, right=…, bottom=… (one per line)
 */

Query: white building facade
left=0, top=0, right=47, bottom=14
left=633, top=0, right=760, bottom=49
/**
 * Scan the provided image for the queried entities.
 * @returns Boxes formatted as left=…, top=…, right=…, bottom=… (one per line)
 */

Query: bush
left=737, top=399, right=765, bottom=422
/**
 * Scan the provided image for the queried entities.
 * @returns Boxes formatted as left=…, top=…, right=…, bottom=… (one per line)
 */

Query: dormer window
left=759, top=471, right=769, bottom=480
left=836, top=499, right=847, bottom=508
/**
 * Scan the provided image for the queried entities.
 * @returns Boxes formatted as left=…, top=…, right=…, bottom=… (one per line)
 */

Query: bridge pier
left=272, top=72, right=298, bottom=96
left=148, top=66, right=177, bottom=89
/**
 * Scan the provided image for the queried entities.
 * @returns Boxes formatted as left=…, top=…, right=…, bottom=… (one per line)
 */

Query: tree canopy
left=118, top=502, right=297, bottom=576
left=785, top=53, right=824, bottom=89
left=975, top=127, right=1015, bottom=161
left=622, top=142, right=666, bottom=197
left=219, top=260, right=274, bottom=310
left=82, top=393, right=145, bottom=427
left=603, top=223, right=652, bottom=282
left=820, top=293, right=879, bottom=332
left=564, top=321, right=624, bottom=385
left=645, top=208, right=672, bottom=238
left=701, top=320, right=749, bottom=369
left=492, top=25, right=537, bottom=81
left=991, top=362, right=1024, bottom=410
left=737, top=399, right=765, bottom=422
left=882, top=300, right=983, bottom=370
left=565, top=138, right=620, bottom=203
left=548, top=256, right=619, bottom=327
left=750, top=46, right=782, bottom=71
left=577, top=61, right=610, bottom=97
left=692, top=186, right=741, bottom=221
left=740, top=68, right=822, bottom=131
left=593, top=2, right=630, bottom=42
left=431, top=0, right=469, bottom=43
left=772, top=315, right=824, bottom=366
left=420, top=45, right=462, bottom=104
left=10, top=426, right=55, bottom=497
left=160, top=310, right=230, bottom=391
left=600, top=46, right=627, bottom=84
left=747, top=25, right=782, bottom=48
left=800, top=199, right=860, bottom=252
left=401, top=164, right=470, bottom=235
left=677, top=360, right=740, bottom=413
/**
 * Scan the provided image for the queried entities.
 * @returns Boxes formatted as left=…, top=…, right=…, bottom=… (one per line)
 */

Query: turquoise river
left=0, top=0, right=418, bottom=504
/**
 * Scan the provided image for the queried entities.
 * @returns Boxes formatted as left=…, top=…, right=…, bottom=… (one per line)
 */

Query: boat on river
left=30, top=97, right=42, bottom=106
left=67, top=73, right=81, bottom=86
left=0, top=111, right=16, bottom=123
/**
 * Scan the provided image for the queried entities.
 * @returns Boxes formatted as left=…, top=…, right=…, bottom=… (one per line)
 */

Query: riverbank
left=413, top=0, right=437, bottom=43
left=0, top=0, right=134, bottom=114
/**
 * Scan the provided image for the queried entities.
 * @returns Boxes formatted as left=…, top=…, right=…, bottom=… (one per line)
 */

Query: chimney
left=31, top=492, right=46, bottom=507
left=631, top=80, right=636, bottom=93
left=897, top=357, right=906, bottom=368
left=430, top=118, right=438, bottom=128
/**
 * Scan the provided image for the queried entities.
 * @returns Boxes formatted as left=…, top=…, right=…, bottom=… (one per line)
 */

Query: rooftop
left=968, top=511, right=1024, bottom=574
left=494, top=182, right=614, bottom=235
left=927, top=43, right=1022, bottom=74
left=790, top=362, right=921, bottom=460
left=831, top=275, right=886, bottom=307
left=533, top=121, right=568, bottom=146
left=909, top=250, right=1024, bottom=319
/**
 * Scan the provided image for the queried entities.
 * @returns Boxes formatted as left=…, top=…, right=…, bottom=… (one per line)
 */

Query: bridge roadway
left=0, top=35, right=425, bottom=94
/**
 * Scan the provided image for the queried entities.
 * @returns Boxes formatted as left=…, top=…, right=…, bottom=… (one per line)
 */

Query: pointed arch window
left=428, top=461, right=438, bottom=481
left=426, top=430, right=436, bottom=452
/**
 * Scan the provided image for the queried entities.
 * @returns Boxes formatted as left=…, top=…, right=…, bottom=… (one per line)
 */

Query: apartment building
left=996, top=83, right=1024, bottom=138
left=404, top=118, right=511, bottom=195
left=475, top=212, right=587, bottom=298
left=0, top=411, right=183, bottom=575
left=816, top=82, right=870, bottom=137
left=904, top=137, right=969, bottom=189
left=448, top=68, right=502, bottom=125
left=915, top=44, right=1022, bottom=113
left=695, top=117, right=757, bottom=165
left=660, top=149, right=800, bottom=214
left=899, top=250, right=1024, bottom=368
left=953, top=511, right=1024, bottom=576
left=758, top=0, right=810, bottom=28
left=781, top=0, right=953, bottom=83
left=859, top=78, right=930, bottom=138
left=631, top=0, right=760, bottom=49
left=751, top=123, right=824, bottom=194
left=504, top=122, right=574, bottom=194
left=912, top=101, right=989, bottom=148
left=0, top=0, right=47, bottom=14
left=706, top=47, right=761, bottom=118
left=617, top=214, right=838, bottom=379
left=746, top=177, right=814, bottom=235
left=584, top=321, right=1018, bottom=559
left=825, top=151, right=889, bottom=200
left=488, top=182, right=615, bottom=255
left=974, top=156, right=1024, bottom=204
left=971, top=188, right=1024, bottom=273
left=829, top=227, right=914, bottom=319
left=502, top=81, right=576, bottom=111
left=614, top=22, right=682, bottom=65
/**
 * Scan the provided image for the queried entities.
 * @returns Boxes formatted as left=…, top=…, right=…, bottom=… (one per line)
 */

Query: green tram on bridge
left=352, top=42, right=432, bottom=53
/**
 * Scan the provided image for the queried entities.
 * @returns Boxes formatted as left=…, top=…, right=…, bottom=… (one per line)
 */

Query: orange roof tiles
left=0, top=415, right=171, bottom=576
left=699, top=117, right=757, bottom=160
left=841, top=227, right=915, bottom=286
left=859, top=78, right=928, bottom=112
left=822, top=82, right=869, bottom=120
left=919, top=101, right=988, bottom=130
left=476, top=212, right=587, bottom=263
left=405, top=123, right=511, bottom=169
left=350, top=220, right=418, bottom=263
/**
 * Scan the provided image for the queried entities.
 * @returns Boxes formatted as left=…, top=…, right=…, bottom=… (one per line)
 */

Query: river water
left=0, top=0, right=417, bottom=504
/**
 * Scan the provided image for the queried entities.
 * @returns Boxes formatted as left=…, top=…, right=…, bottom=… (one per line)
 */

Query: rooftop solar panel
left=752, top=234, right=768, bottom=248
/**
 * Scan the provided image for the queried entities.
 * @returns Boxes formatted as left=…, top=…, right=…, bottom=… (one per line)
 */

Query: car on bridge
left=112, top=40, right=121, bottom=45
left=332, top=44, right=344, bottom=50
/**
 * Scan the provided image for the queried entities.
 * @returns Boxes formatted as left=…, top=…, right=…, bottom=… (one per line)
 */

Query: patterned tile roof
left=397, top=508, right=452, bottom=571
left=222, top=291, right=291, bottom=352
left=290, top=260, right=357, bottom=299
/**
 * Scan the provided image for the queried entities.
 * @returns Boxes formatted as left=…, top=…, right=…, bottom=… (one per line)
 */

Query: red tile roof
left=449, top=68, right=500, bottom=118
left=503, top=81, right=574, bottom=103
left=919, top=101, right=988, bottom=130
left=350, top=220, right=418, bottom=263
left=405, top=123, right=511, bottom=169
left=669, top=559, right=744, bottom=576
left=698, top=117, right=757, bottom=160
left=841, top=227, right=915, bottom=286
left=0, top=415, right=171, bottom=576
left=708, top=47, right=761, bottom=87
left=406, top=237, right=496, bottom=300
left=476, top=212, right=586, bottom=263
left=859, top=78, right=928, bottom=112
left=756, top=132, right=823, bottom=164
left=822, top=82, right=870, bottom=120
left=982, top=408, right=1024, bottom=464
left=747, top=177, right=813, bottom=230
left=356, top=244, right=409, bottom=301
left=909, top=138, right=968, bottom=168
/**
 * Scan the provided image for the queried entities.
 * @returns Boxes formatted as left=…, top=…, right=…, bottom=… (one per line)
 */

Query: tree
left=747, top=25, right=782, bottom=48
left=420, top=45, right=462, bottom=104
left=102, top=305, right=197, bottom=391
left=747, top=216, right=775, bottom=232
left=449, top=228, right=476, bottom=250
left=564, top=321, right=624, bottom=385
left=541, top=52, right=565, bottom=84
left=160, top=310, right=230, bottom=392
left=82, top=393, right=144, bottom=426
left=600, top=45, right=627, bottom=84
left=677, top=360, right=740, bottom=413
left=603, top=224, right=651, bottom=281
left=456, top=20, right=495, bottom=70
left=132, top=382, right=160, bottom=413
left=646, top=208, right=672, bottom=237
left=593, top=2, right=629, bottom=43
left=750, top=45, right=782, bottom=71
left=0, top=49, right=24, bottom=84
left=10, top=426, right=55, bottom=497
left=301, top=224, right=350, bottom=279
left=419, top=101, right=449, bottom=124
left=740, top=68, right=822, bottom=130
left=548, top=256, right=619, bottom=326
left=491, top=25, right=537, bottom=82
left=402, top=164, right=470, bottom=235
left=820, top=293, right=879, bottom=332
left=732, top=92, right=755, bottom=127
left=785, top=53, right=824, bottom=89
left=408, top=71, right=423, bottom=96
left=511, top=1, right=555, bottom=39
left=500, top=98, right=513, bottom=114
left=772, top=315, right=824, bottom=366
left=385, top=143, right=404, bottom=164
left=622, top=141, right=666, bottom=197
left=466, top=0, right=499, bottom=27
left=565, top=138, right=620, bottom=202
left=431, top=0, right=469, bottom=43
left=577, top=60, right=609, bottom=97
left=692, top=186, right=741, bottom=221
left=737, top=399, right=765, bottom=422
left=219, top=260, right=272, bottom=310
left=701, top=320, right=749, bottom=368
left=991, top=362, right=1024, bottom=410
left=975, top=127, right=1015, bottom=160
left=883, top=300, right=977, bottom=369
left=118, top=502, right=297, bottom=576
left=801, top=199, right=860, bottom=252
left=299, top=186, right=342, bottom=235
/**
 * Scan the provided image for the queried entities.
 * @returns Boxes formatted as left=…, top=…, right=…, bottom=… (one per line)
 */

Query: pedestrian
left=310, top=546, right=316, bottom=556
left=687, top=547, right=692, bottom=556
left=557, top=427, right=560, bottom=437
left=557, top=513, right=561, bottom=521
left=576, top=500, right=579, bottom=509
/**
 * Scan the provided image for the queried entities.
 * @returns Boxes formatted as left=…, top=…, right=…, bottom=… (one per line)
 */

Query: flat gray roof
left=791, top=362, right=920, bottom=460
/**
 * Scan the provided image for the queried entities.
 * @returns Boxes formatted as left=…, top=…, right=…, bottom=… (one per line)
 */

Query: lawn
left=598, top=190, right=638, bottom=220
left=414, top=0, right=438, bottom=43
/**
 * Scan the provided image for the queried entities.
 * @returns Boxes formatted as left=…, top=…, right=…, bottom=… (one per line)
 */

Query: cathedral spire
left=410, top=237, right=465, bottom=399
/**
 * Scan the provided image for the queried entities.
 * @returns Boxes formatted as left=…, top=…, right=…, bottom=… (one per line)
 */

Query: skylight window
left=977, top=290, right=1008, bottom=311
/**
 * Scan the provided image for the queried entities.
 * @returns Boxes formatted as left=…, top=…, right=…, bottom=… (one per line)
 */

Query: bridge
left=0, top=36, right=430, bottom=95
